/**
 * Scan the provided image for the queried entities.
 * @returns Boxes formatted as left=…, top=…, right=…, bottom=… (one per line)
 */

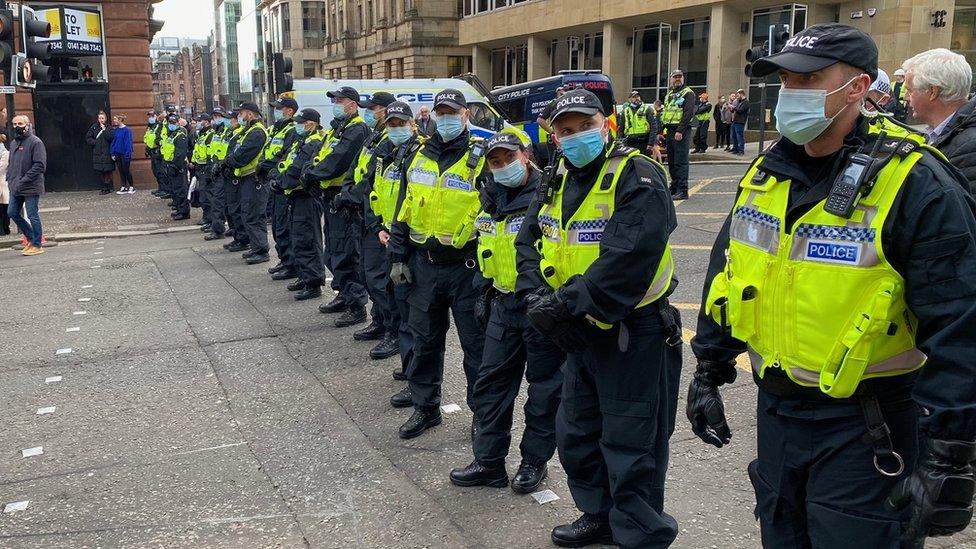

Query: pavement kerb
left=0, top=225, right=201, bottom=249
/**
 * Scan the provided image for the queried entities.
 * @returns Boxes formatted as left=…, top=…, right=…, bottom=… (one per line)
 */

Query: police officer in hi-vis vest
left=160, top=112, right=189, bottom=221
left=448, top=131, right=565, bottom=496
left=688, top=24, right=976, bottom=549
left=303, top=86, right=371, bottom=325
left=520, top=88, right=682, bottom=548
left=204, top=107, right=231, bottom=241
left=190, top=114, right=215, bottom=229
left=145, top=110, right=164, bottom=197
left=262, top=98, right=299, bottom=279
left=366, top=101, right=420, bottom=390
left=388, top=89, right=488, bottom=440
left=661, top=69, right=696, bottom=200
left=277, top=108, right=327, bottom=300
left=220, top=110, right=248, bottom=251
left=224, top=102, right=270, bottom=264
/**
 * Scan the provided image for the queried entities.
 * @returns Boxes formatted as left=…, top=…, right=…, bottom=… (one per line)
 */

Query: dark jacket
left=86, top=123, right=115, bottom=172
left=417, top=116, right=437, bottom=138
left=7, top=133, right=47, bottom=196
left=928, top=97, right=976, bottom=194
left=732, top=98, right=750, bottom=124
left=305, top=117, right=370, bottom=185
left=691, top=117, right=976, bottom=441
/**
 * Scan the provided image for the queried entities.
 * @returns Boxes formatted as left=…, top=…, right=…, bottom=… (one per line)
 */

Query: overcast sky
left=155, top=0, right=215, bottom=39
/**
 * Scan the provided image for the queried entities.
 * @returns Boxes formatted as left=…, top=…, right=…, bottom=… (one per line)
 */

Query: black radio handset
left=824, top=132, right=886, bottom=219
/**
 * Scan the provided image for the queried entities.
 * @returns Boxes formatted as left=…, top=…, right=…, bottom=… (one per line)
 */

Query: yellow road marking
left=671, top=302, right=699, bottom=310
left=675, top=212, right=727, bottom=218
left=680, top=327, right=752, bottom=373
left=671, top=244, right=712, bottom=251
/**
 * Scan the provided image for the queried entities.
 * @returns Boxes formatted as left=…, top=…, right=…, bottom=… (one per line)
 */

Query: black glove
left=475, top=288, right=498, bottom=330
left=887, top=439, right=976, bottom=545
left=525, top=287, right=589, bottom=354
left=686, top=360, right=737, bottom=448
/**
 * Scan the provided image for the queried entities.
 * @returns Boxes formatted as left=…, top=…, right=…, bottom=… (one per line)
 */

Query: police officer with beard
left=263, top=98, right=299, bottom=279
left=661, top=69, right=696, bottom=200
left=388, top=89, right=487, bottom=439
left=520, top=88, right=682, bottom=548
left=448, top=131, right=565, bottom=495
left=688, top=24, right=976, bottom=549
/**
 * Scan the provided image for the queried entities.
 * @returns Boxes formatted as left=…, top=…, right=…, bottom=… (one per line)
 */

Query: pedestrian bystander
left=6, top=115, right=47, bottom=256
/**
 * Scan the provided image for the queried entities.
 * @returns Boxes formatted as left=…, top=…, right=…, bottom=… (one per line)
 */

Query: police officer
left=204, top=108, right=230, bottom=241
left=366, top=101, right=419, bottom=385
left=220, top=110, right=249, bottom=252
left=335, top=91, right=397, bottom=347
left=190, top=114, right=215, bottom=230
left=692, top=92, right=712, bottom=153
left=160, top=112, right=190, bottom=221
left=520, top=88, right=682, bottom=548
left=277, top=108, right=327, bottom=300
left=687, top=24, right=976, bottom=549
left=263, top=98, right=299, bottom=278
left=388, top=89, right=488, bottom=439
left=303, top=86, right=370, bottom=326
left=888, top=68, right=910, bottom=122
left=448, top=132, right=565, bottom=495
left=224, top=102, right=270, bottom=264
left=145, top=111, right=165, bottom=197
left=661, top=69, right=696, bottom=200
left=620, top=90, right=656, bottom=153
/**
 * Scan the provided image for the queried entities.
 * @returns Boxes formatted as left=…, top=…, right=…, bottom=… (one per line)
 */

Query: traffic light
left=20, top=6, right=51, bottom=87
left=271, top=53, right=293, bottom=95
left=744, top=43, right=767, bottom=77
left=770, top=24, right=791, bottom=55
left=0, top=8, right=14, bottom=84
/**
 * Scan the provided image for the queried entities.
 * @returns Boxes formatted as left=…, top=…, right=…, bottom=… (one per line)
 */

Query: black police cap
left=327, top=86, right=360, bottom=102
left=434, top=88, right=467, bottom=110
left=359, top=91, right=396, bottom=109
left=270, top=98, right=299, bottom=111
left=238, top=102, right=262, bottom=114
left=750, top=23, right=878, bottom=80
left=166, top=112, right=179, bottom=122
left=212, top=107, right=226, bottom=117
left=485, top=132, right=523, bottom=155
left=385, top=101, right=413, bottom=122
left=549, top=89, right=605, bottom=123
left=294, top=108, right=321, bottom=124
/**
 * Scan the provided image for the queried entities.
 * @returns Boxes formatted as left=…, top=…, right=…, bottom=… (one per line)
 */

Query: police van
left=285, top=78, right=507, bottom=139
left=484, top=71, right=618, bottom=164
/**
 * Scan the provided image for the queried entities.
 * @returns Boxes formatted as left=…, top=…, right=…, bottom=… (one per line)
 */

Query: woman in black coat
left=86, top=110, right=115, bottom=194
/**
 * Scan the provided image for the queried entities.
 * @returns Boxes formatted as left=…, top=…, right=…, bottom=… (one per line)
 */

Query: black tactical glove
left=475, top=287, right=498, bottom=330
left=525, top=287, right=589, bottom=354
left=686, top=360, right=737, bottom=448
left=887, top=439, right=976, bottom=546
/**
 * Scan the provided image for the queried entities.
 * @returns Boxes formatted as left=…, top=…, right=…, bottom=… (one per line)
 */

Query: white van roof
left=288, top=78, right=486, bottom=107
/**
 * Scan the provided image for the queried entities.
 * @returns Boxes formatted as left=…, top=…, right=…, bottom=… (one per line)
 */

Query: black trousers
left=623, top=134, right=650, bottom=153
left=472, top=294, right=564, bottom=468
left=393, top=282, right=414, bottom=374
left=116, top=159, right=133, bottom=188
left=195, top=168, right=211, bottom=222
left=225, top=176, right=246, bottom=244
left=714, top=121, right=729, bottom=148
left=271, top=190, right=292, bottom=267
left=323, top=194, right=367, bottom=306
left=694, top=120, right=710, bottom=151
left=750, top=387, right=917, bottom=549
left=405, top=251, right=485, bottom=411
left=239, top=173, right=269, bottom=253
left=362, top=229, right=396, bottom=330
left=665, top=127, right=690, bottom=194
left=150, top=154, right=163, bottom=190
left=208, top=172, right=227, bottom=235
left=288, top=191, right=326, bottom=286
left=170, top=168, right=190, bottom=216
left=556, top=305, right=682, bottom=549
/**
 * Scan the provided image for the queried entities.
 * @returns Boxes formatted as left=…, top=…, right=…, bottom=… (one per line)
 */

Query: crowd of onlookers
left=85, top=110, right=135, bottom=195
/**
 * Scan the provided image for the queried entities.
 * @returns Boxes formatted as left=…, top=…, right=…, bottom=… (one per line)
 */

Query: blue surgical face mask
left=333, top=103, right=347, bottom=120
left=167, top=123, right=179, bottom=132
left=774, top=76, right=858, bottom=145
left=559, top=127, right=607, bottom=168
left=148, top=116, right=157, bottom=125
left=435, top=113, right=464, bottom=141
left=273, top=110, right=284, bottom=122
left=491, top=157, right=527, bottom=188
left=195, top=122, right=203, bottom=131
left=388, top=126, right=412, bottom=146
left=363, top=109, right=377, bottom=129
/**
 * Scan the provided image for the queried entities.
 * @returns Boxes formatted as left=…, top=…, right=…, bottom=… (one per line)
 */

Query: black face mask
left=14, top=126, right=27, bottom=138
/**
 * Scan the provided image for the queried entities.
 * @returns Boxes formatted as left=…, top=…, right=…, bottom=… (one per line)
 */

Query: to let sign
left=35, top=6, right=105, bottom=56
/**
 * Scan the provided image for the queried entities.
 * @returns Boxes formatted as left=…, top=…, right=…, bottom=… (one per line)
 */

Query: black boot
left=390, top=386, right=412, bottom=408
left=449, top=461, right=508, bottom=488
left=353, top=320, right=384, bottom=341
left=226, top=241, right=248, bottom=252
left=370, top=332, right=399, bottom=360
left=551, top=514, right=613, bottom=548
left=335, top=306, right=367, bottom=328
left=398, top=408, right=442, bottom=439
left=295, top=286, right=322, bottom=301
left=246, top=252, right=270, bottom=265
left=271, top=268, right=298, bottom=281
left=204, top=232, right=226, bottom=241
left=268, top=261, right=286, bottom=274
left=392, top=368, right=407, bottom=381
left=511, top=460, right=548, bottom=494
left=286, top=279, right=307, bottom=292
left=319, top=295, right=348, bottom=314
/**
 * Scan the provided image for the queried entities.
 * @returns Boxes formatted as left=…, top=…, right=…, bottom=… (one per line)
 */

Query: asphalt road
left=1, top=162, right=972, bottom=548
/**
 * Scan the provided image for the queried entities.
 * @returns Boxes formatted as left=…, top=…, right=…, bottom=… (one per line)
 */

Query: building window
left=583, top=32, right=602, bottom=70
left=748, top=4, right=807, bottom=129
left=551, top=33, right=603, bottom=73
left=384, top=59, right=391, bottom=78
left=302, top=1, right=326, bottom=48
left=396, top=57, right=404, bottom=77
left=281, top=3, right=291, bottom=49
left=366, top=0, right=373, bottom=30
left=304, top=59, right=317, bottom=77
left=491, top=44, right=527, bottom=87
left=632, top=23, right=671, bottom=101
left=678, top=18, right=709, bottom=92
left=447, top=55, right=472, bottom=76
left=952, top=7, right=976, bottom=93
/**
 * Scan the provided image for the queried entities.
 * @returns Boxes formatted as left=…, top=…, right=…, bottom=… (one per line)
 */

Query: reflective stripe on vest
left=354, top=128, right=388, bottom=186
left=397, top=140, right=486, bottom=247
left=537, top=150, right=674, bottom=327
left=208, top=127, right=230, bottom=160
left=476, top=211, right=523, bottom=293
left=233, top=122, right=269, bottom=177
left=191, top=129, right=212, bottom=165
left=623, top=104, right=650, bottom=136
left=313, top=116, right=366, bottom=188
left=661, top=86, right=693, bottom=125
left=695, top=104, right=712, bottom=122
left=160, top=128, right=185, bottom=162
left=281, top=132, right=324, bottom=195
left=703, top=127, right=932, bottom=398
left=144, top=126, right=158, bottom=149
left=264, top=123, right=295, bottom=161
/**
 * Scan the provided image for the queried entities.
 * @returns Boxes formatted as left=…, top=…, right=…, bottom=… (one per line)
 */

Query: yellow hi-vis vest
left=144, top=125, right=158, bottom=149
left=703, top=130, right=939, bottom=398
left=623, top=103, right=651, bottom=136
left=536, top=149, right=675, bottom=327
left=232, top=121, right=269, bottom=177
left=191, top=128, right=212, bottom=165
left=661, top=86, right=693, bottom=126
left=354, top=128, right=388, bottom=185
left=476, top=209, right=523, bottom=294
left=313, top=115, right=366, bottom=188
left=397, top=139, right=486, bottom=248
left=696, top=104, right=712, bottom=122
left=160, top=127, right=185, bottom=162
left=264, top=122, right=295, bottom=161
left=279, top=132, right=324, bottom=196
left=369, top=140, right=422, bottom=229
left=208, top=126, right=230, bottom=160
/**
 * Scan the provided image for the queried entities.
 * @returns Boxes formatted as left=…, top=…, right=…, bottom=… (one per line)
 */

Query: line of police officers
left=140, top=26, right=976, bottom=545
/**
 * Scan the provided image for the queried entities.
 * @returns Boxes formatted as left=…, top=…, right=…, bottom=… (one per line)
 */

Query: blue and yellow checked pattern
left=568, top=219, right=609, bottom=231
left=733, top=206, right=780, bottom=231
left=795, top=224, right=876, bottom=243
